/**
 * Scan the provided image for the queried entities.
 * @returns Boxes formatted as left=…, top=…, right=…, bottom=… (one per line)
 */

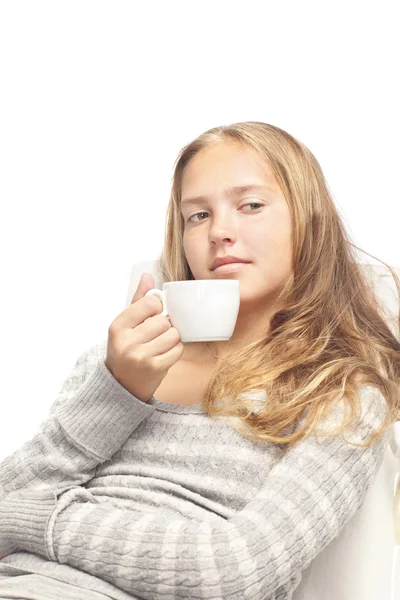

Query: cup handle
left=144, top=288, right=169, bottom=317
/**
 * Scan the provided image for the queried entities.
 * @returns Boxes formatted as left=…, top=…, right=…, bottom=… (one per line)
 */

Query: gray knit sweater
left=0, top=339, right=389, bottom=599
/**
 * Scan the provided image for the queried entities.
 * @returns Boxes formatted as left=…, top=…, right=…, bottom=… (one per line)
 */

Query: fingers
left=131, top=273, right=155, bottom=304
left=109, top=294, right=164, bottom=336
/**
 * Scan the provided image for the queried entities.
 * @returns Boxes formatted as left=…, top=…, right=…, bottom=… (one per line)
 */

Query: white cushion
left=127, top=261, right=400, bottom=600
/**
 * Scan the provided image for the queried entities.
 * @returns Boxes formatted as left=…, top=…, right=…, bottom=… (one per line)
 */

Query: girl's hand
left=105, top=273, right=184, bottom=402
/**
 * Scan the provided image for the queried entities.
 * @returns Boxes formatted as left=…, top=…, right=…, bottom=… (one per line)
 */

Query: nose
left=208, top=211, right=237, bottom=246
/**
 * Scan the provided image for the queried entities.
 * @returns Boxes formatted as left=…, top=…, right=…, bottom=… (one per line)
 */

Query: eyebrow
left=181, top=184, right=272, bottom=207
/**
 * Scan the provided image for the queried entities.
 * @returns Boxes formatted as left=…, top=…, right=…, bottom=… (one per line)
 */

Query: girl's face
left=180, top=141, right=293, bottom=310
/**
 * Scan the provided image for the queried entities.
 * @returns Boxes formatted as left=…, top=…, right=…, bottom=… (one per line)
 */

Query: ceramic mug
left=145, top=279, right=240, bottom=342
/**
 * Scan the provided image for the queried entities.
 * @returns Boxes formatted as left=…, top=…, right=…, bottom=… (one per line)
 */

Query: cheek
left=183, top=226, right=203, bottom=247
left=254, top=221, right=292, bottom=266
left=273, top=230, right=293, bottom=274
left=182, top=233, right=192, bottom=259
left=182, top=232, right=202, bottom=267
left=267, top=212, right=292, bottom=249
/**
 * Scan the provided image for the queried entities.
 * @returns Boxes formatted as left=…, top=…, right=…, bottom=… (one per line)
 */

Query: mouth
left=212, top=262, right=250, bottom=274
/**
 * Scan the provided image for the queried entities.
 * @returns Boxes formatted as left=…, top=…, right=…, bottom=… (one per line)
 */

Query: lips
left=211, top=256, right=250, bottom=271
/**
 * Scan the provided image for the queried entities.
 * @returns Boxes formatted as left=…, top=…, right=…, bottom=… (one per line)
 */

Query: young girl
left=1, top=121, right=399, bottom=600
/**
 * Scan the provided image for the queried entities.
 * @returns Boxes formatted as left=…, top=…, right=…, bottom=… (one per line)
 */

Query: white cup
left=144, top=279, right=240, bottom=343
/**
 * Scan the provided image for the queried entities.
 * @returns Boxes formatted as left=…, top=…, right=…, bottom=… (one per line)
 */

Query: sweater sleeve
left=1, top=385, right=390, bottom=600
left=0, top=340, right=156, bottom=555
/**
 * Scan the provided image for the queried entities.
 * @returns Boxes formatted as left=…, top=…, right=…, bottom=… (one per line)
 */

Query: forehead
left=181, top=142, right=279, bottom=195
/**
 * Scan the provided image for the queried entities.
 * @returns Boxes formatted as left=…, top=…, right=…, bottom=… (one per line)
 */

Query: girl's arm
left=0, top=340, right=155, bottom=556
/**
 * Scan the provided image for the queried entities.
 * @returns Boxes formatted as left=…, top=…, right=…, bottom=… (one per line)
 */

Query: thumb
left=131, top=273, right=155, bottom=304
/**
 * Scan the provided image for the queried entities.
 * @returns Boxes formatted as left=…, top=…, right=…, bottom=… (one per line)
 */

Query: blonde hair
left=158, top=121, right=400, bottom=455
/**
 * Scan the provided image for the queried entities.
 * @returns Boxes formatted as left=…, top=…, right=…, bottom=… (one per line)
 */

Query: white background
left=0, top=0, right=399, bottom=460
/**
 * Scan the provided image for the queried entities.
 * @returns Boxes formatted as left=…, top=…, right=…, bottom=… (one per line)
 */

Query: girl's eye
left=188, top=212, right=208, bottom=223
left=187, top=202, right=263, bottom=223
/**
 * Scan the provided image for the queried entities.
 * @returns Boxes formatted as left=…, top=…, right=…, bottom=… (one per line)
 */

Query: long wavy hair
left=158, top=121, right=400, bottom=455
